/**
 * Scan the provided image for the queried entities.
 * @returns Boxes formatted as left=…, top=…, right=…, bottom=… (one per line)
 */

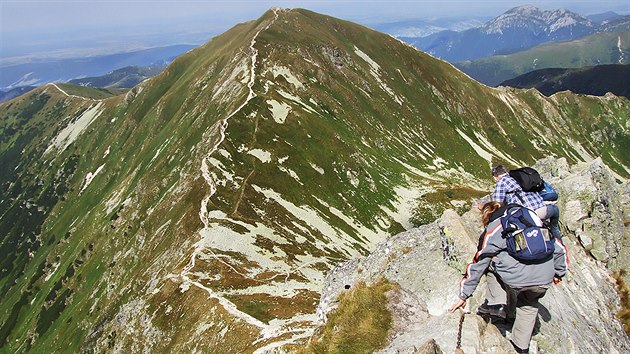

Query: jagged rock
left=564, top=200, right=590, bottom=233
left=386, top=286, right=430, bottom=335
left=576, top=229, right=594, bottom=251
left=533, top=156, right=571, bottom=180
left=317, top=158, right=630, bottom=353
left=416, top=338, right=443, bottom=354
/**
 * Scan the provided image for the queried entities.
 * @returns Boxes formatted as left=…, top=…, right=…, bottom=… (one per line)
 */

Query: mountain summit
left=410, top=5, right=596, bottom=61
left=482, top=5, right=593, bottom=36
left=1, top=8, right=629, bottom=352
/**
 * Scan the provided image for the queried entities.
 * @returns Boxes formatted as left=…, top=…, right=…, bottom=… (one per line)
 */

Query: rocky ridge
left=317, top=157, right=630, bottom=353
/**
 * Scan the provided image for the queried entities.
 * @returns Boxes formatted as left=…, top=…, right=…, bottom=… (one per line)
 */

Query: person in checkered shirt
left=491, top=165, right=561, bottom=240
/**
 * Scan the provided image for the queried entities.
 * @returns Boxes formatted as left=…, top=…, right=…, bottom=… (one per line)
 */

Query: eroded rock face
left=535, top=157, right=630, bottom=272
left=317, top=158, right=630, bottom=353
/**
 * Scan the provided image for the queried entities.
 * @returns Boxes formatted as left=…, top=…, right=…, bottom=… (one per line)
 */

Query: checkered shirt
left=492, top=174, right=544, bottom=210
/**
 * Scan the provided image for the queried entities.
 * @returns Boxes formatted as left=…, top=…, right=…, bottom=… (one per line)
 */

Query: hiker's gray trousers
left=485, top=272, right=506, bottom=306
left=506, top=285, right=549, bottom=350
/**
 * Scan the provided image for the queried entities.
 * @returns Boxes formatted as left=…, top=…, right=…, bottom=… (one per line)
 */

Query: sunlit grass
left=301, top=278, right=395, bottom=354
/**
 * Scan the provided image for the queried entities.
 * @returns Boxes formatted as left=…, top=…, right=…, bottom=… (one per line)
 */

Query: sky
left=1, top=0, right=629, bottom=59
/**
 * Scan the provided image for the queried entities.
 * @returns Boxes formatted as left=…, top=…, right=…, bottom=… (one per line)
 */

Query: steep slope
left=499, top=64, right=630, bottom=99
left=1, top=8, right=629, bottom=353
left=456, top=31, right=630, bottom=86
left=408, top=5, right=595, bottom=62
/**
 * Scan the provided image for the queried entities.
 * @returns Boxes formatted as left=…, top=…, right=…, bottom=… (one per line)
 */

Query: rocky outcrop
left=534, top=157, right=630, bottom=273
left=317, top=158, right=630, bottom=353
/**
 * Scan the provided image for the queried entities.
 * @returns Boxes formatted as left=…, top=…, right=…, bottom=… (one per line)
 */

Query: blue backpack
left=538, top=181, right=558, bottom=201
left=500, top=205, right=555, bottom=263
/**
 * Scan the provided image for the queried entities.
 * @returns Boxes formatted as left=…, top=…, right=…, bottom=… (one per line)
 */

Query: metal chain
left=456, top=311, right=465, bottom=349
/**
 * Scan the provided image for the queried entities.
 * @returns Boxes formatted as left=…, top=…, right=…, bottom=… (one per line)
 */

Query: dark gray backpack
left=509, top=167, right=544, bottom=192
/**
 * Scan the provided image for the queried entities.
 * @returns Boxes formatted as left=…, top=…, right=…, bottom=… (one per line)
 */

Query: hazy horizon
left=1, top=0, right=629, bottom=61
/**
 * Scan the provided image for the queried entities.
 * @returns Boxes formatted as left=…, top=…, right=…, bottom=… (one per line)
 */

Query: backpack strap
left=500, top=204, right=533, bottom=237
left=518, top=215, right=533, bottom=227
left=488, top=204, right=508, bottom=223
left=505, top=203, right=525, bottom=211
left=506, top=190, right=525, bottom=204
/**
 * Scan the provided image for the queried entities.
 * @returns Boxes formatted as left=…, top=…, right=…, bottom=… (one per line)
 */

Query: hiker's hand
left=449, top=299, right=466, bottom=313
left=553, top=276, right=562, bottom=285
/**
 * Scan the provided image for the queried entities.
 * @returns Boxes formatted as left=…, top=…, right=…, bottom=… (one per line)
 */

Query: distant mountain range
left=499, top=64, right=630, bottom=98
left=372, top=17, right=486, bottom=38
left=599, top=14, right=630, bottom=32
left=68, top=65, right=165, bottom=89
left=0, top=44, right=195, bottom=90
left=0, top=65, right=156, bottom=103
left=587, top=11, right=623, bottom=25
left=0, top=86, right=36, bottom=103
left=455, top=31, right=630, bottom=86
left=403, top=5, right=623, bottom=62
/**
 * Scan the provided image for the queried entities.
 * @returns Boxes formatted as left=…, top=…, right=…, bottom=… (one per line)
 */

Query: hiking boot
left=476, top=303, right=507, bottom=319
left=510, top=340, right=529, bottom=353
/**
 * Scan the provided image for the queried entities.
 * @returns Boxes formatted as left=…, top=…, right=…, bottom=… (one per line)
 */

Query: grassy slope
left=55, top=83, right=124, bottom=99
left=0, top=8, right=628, bottom=353
left=299, top=279, right=395, bottom=354
left=456, top=32, right=630, bottom=86
left=0, top=17, right=263, bottom=352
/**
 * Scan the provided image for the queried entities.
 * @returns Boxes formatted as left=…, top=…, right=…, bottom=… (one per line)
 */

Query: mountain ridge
left=68, top=65, right=164, bottom=89
left=481, top=5, right=593, bottom=35
left=1, top=8, right=629, bottom=352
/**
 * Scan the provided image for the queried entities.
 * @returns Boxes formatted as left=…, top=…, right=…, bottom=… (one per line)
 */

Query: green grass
left=55, top=83, right=121, bottom=99
left=457, top=32, right=630, bottom=86
left=411, top=186, right=487, bottom=226
left=301, top=278, right=395, bottom=354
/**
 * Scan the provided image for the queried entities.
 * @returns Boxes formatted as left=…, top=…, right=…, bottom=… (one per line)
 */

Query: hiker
left=479, top=164, right=562, bottom=317
left=491, top=165, right=562, bottom=240
left=449, top=201, right=568, bottom=353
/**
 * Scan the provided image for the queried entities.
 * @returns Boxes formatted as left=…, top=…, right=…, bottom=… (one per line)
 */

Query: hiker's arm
left=458, top=256, right=492, bottom=300
left=553, top=238, right=568, bottom=278
left=491, top=180, right=505, bottom=203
